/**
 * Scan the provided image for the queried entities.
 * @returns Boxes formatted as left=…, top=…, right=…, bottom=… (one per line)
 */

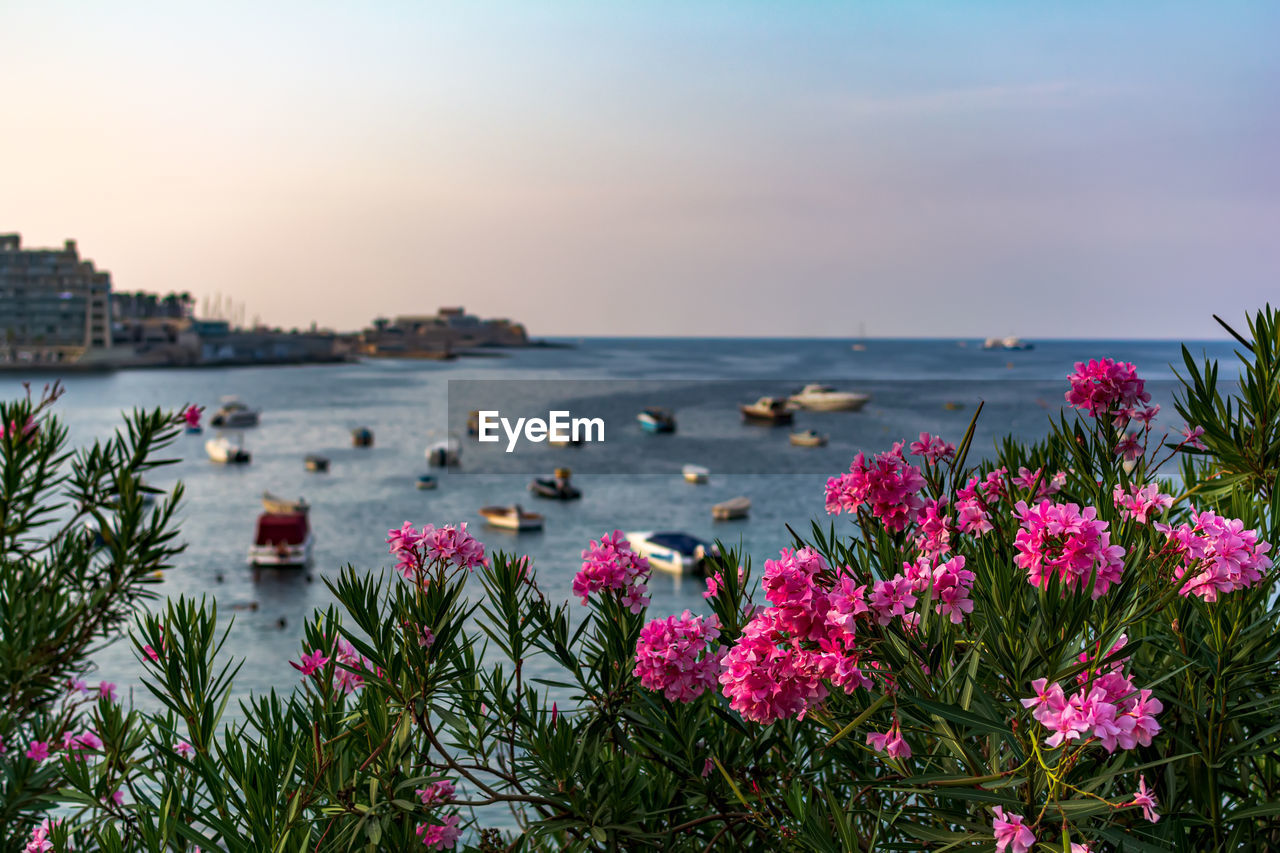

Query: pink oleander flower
left=762, top=548, right=833, bottom=641
left=174, top=740, right=195, bottom=758
left=1179, top=424, right=1206, bottom=450
left=416, top=814, right=461, bottom=849
left=1157, top=509, right=1273, bottom=602
left=1011, top=467, right=1066, bottom=500
left=332, top=638, right=370, bottom=694
left=634, top=610, right=723, bottom=702
left=703, top=571, right=724, bottom=599
left=0, top=736, right=6, bottom=755
left=825, top=443, right=926, bottom=532
left=1115, top=433, right=1143, bottom=462
left=99, top=681, right=117, bottom=701
left=869, top=575, right=917, bottom=626
left=142, top=644, right=161, bottom=663
left=1113, top=483, right=1173, bottom=524
left=26, top=741, right=50, bottom=763
left=913, top=498, right=953, bottom=559
left=866, top=722, right=911, bottom=760
left=991, top=806, right=1036, bottom=853
left=290, top=648, right=330, bottom=677
left=954, top=468, right=1007, bottom=537
left=1065, top=358, right=1150, bottom=419
left=1071, top=844, right=1095, bottom=853
left=24, top=818, right=61, bottom=853
left=67, top=678, right=87, bottom=694
left=701, top=757, right=714, bottom=777
left=73, top=729, right=103, bottom=753
left=1130, top=775, right=1160, bottom=823
left=909, top=432, right=955, bottom=464
left=573, top=530, right=651, bottom=613
left=105, top=789, right=124, bottom=807
left=416, top=778, right=456, bottom=806
left=931, top=556, right=976, bottom=624
left=1022, top=664, right=1163, bottom=753
left=419, top=626, right=435, bottom=648
left=183, top=405, right=202, bottom=428
left=1014, top=500, right=1126, bottom=598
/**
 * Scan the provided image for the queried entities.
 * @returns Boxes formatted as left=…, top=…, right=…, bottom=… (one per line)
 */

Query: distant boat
left=479, top=505, right=544, bottom=531
left=530, top=468, right=581, bottom=500
left=416, top=474, right=438, bottom=490
left=741, top=397, right=794, bottom=425
left=625, top=531, right=718, bottom=575
left=262, top=491, right=309, bottom=515
left=466, top=410, right=481, bottom=436
left=206, top=434, right=250, bottom=464
left=851, top=322, right=868, bottom=351
left=248, top=502, right=313, bottom=568
left=790, top=429, right=828, bottom=447
left=683, top=464, right=710, bottom=484
left=788, top=384, right=870, bottom=412
left=984, top=336, right=1033, bottom=351
left=426, top=439, right=461, bottom=467
left=209, top=396, right=260, bottom=428
left=712, top=496, right=751, bottom=521
left=637, top=407, right=677, bottom=433
left=351, top=427, right=374, bottom=447
left=304, top=454, right=330, bottom=472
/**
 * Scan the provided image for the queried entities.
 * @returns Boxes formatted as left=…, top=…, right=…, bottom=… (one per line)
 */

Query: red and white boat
left=248, top=492, right=314, bottom=567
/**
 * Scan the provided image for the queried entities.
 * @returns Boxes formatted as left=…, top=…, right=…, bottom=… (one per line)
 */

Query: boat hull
left=249, top=534, right=313, bottom=568
left=211, top=412, right=259, bottom=428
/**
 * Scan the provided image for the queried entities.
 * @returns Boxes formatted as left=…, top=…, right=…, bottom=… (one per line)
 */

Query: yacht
left=787, top=385, right=870, bottom=412
left=209, top=397, right=260, bottom=428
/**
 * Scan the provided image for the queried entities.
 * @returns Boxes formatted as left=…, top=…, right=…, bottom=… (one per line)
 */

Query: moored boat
left=304, top=454, right=330, bottom=472
left=351, top=427, right=374, bottom=447
left=682, top=464, right=710, bottom=484
left=530, top=468, right=581, bottom=500
left=209, top=396, right=260, bottom=428
left=426, top=439, right=461, bottom=467
left=262, top=491, right=309, bottom=515
left=787, top=384, right=870, bottom=412
left=206, top=435, right=250, bottom=464
left=789, top=429, right=828, bottom=447
left=637, top=407, right=677, bottom=433
left=248, top=509, right=313, bottom=568
left=740, top=397, right=793, bottom=425
left=625, top=531, right=718, bottom=575
left=712, top=496, right=751, bottom=521
left=479, top=505, right=544, bottom=531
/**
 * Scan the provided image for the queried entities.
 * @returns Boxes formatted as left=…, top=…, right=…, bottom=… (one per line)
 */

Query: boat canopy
left=254, top=513, right=308, bottom=546
left=648, top=532, right=707, bottom=555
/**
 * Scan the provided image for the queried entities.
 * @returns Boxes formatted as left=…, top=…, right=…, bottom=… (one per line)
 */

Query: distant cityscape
left=0, top=233, right=536, bottom=370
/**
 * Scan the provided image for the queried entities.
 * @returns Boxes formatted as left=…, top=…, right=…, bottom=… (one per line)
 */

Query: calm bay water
left=6, top=337, right=1236, bottom=715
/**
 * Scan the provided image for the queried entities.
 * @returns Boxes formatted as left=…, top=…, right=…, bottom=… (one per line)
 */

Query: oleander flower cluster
left=1013, top=499, right=1126, bottom=598
left=1022, top=641, right=1162, bottom=753
left=1113, top=483, right=1174, bottom=524
left=825, top=442, right=926, bottom=532
left=633, top=611, right=724, bottom=702
left=387, top=521, right=486, bottom=579
left=1065, top=358, right=1150, bottom=419
left=1157, top=509, right=1273, bottom=601
left=573, top=530, right=651, bottom=613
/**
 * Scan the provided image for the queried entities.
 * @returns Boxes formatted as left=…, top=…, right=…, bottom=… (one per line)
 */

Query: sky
left=2, top=2, right=1277, bottom=338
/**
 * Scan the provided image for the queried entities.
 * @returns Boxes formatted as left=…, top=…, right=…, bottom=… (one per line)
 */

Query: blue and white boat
left=637, top=408, right=676, bottom=433
left=625, top=531, right=717, bottom=575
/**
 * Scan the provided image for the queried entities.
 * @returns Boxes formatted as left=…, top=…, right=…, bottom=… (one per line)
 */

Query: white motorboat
left=206, top=435, right=250, bottom=464
left=683, top=464, right=709, bottom=484
left=984, top=336, right=1034, bottom=351
left=711, top=496, right=751, bottom=521
left=479, top=505, right=544, bottom=531
left=209, top=396, right=260, bottom=428
left=426, top=439, right=461, bottom=467
left=625, top=531, right=718, bottom=575
left=787, top=384, right=870, bottom=412
left=248, top=507, right=313, bottom=568
left=790, top=429, right=829, bottom=447
left=740, top=397, right=794, bottom=425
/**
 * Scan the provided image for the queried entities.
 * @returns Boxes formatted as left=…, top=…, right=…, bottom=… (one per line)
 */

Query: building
left=361, top=307, right=528, bottom=357
left=0, top=234, right=112, bottom=364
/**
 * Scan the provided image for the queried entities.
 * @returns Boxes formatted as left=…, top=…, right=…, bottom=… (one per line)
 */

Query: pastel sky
left=2, top=2, right=1277, bottom=338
